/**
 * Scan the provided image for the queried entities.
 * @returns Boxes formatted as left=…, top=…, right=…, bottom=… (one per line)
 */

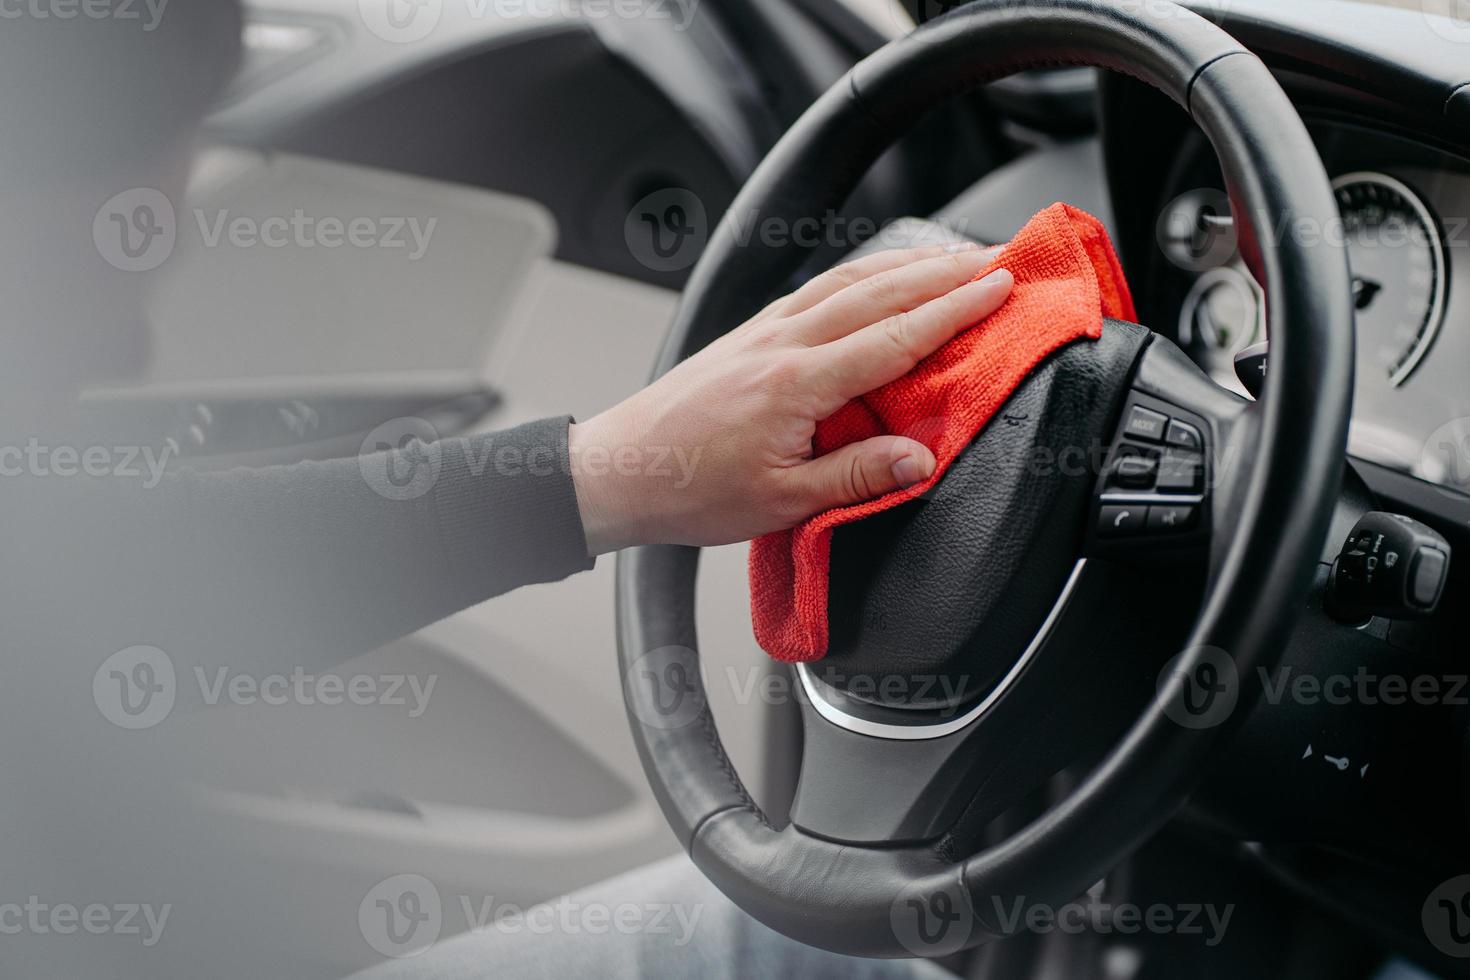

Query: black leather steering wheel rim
left=617, top=0, right=1353, bottom=958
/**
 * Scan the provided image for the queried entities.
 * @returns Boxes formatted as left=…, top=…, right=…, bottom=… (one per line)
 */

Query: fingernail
left=944, top=241, right=980, bottom=253
left=975, top=267, right=1014, bottom=287
left=891, top=454, right=933, bottom=488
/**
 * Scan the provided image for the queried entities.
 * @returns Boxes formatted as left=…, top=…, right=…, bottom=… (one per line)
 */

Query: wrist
left=568, top=414, right=644, bottom=555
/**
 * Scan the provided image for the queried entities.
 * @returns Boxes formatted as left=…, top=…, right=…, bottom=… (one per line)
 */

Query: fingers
left=773, top=241, right=994, bottom=323
left=786, top=435, right=937, bottom=514
left=787, top=247, right=1002, bottom=346
left=810, top=268, right=1014, bottom=408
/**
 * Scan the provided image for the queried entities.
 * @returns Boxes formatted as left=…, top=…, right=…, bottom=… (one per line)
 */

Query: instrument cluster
left=1159, top=126, right=1470, bottom=498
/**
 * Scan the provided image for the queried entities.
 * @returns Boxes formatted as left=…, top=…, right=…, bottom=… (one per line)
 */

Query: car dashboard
left=1070, top=0, right=1470, bottom=966
left=1101, top=0, right=1470, bottom=504
left=1154, top=121, right=1470, bottom=496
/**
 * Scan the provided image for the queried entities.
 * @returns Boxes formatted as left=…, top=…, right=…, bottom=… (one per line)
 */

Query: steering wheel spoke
left=787, top=551, right=1188, bottom=850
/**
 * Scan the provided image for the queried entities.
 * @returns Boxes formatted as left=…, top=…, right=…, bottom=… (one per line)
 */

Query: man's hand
left=570, top=243, right=1013, bottom=555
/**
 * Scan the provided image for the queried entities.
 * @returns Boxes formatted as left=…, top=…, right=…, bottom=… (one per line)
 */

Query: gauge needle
left=1352, top=275, right=1382, bottom=311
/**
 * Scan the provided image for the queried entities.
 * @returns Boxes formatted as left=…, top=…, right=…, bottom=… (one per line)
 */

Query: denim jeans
left=353, top=854, right=956, bottom=980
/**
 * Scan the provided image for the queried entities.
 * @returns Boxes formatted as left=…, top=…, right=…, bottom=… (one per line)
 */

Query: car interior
left=80, top=0, right=1470, bottom=976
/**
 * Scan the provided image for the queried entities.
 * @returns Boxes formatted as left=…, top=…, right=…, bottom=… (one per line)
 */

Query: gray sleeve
left=48, top=415, right=593, bottom=673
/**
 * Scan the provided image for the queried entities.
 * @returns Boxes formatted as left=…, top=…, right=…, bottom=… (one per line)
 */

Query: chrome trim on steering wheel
left=796, top=559, right=1088, bottom=741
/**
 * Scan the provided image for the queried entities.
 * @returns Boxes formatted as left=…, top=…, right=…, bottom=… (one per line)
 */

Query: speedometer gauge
left=1332, top=172, right=1448, bottom=387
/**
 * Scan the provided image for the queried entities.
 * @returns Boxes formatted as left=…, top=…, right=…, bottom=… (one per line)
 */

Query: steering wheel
left=617, top=0, right=1353, bottom=958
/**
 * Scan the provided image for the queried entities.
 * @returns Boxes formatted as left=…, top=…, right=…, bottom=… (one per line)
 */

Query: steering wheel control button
left=1088, top=393, right=1214, bottom=558
left=1328, top=511, right=1451, bottom=620
left=1233, top=340, right=1268, bottom=399
left=1147, top=504, right=1196, bottom=532
left=1164, top=419, right=1203, bottom=450
left=1156, top=451, right=1205, bottom=493
left=1122, top=405, right=1168, bottom=442
left=1099, top=505, right=1146, bottom=536
left=1108, top=453, right=1158, bottom=490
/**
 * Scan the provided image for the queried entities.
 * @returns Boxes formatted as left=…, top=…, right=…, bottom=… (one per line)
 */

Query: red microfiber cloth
left=748, top=203, right=1136, bottom=662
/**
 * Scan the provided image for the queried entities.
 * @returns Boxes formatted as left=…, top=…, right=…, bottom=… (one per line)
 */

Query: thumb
left=792, top=436, right=937, bottom=513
